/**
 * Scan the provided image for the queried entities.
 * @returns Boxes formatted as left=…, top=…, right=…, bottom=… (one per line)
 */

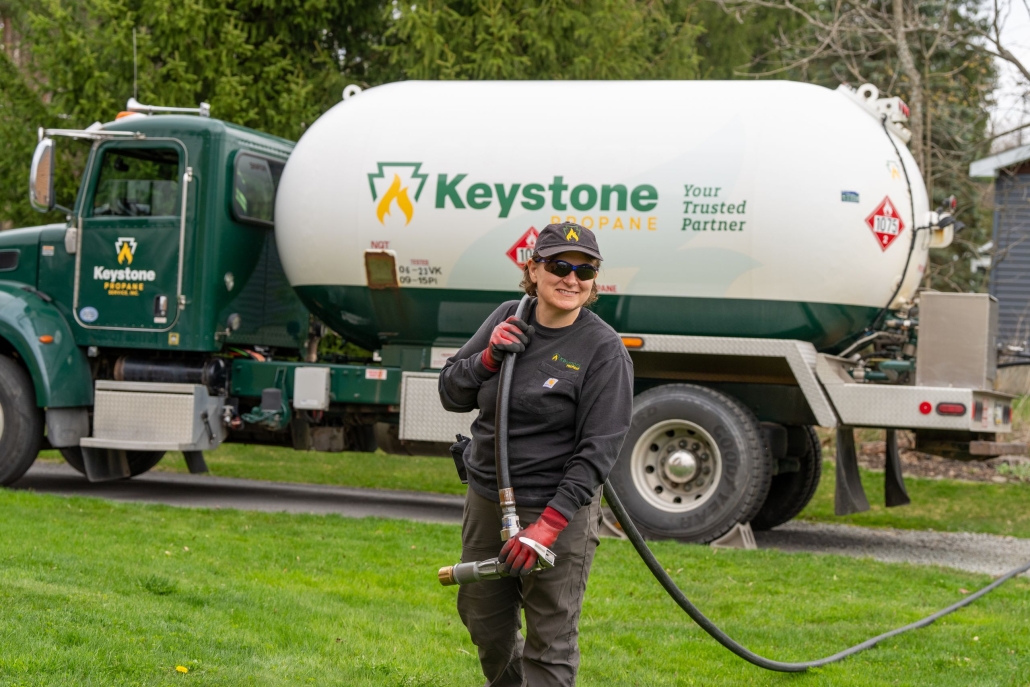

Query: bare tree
left=972, top=0, right=1030, bottom=83
left=712, top=0, right=1027, bottom=177
left=707, top=0, right=1024, bottom=293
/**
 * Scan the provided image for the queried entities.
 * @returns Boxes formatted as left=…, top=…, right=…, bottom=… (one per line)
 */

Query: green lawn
left=1, top=488, right=1028, bottom=686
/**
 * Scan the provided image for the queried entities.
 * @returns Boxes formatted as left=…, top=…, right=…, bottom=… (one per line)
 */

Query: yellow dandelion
left=176, top=665, right=189, bottom=674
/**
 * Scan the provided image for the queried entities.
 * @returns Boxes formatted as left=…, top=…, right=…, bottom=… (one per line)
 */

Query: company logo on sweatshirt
left=551, top=353, right=580, bottom=371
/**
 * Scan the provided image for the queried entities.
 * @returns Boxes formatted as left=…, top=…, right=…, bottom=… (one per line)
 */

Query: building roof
left=970, top=143, right=1030, bottom=177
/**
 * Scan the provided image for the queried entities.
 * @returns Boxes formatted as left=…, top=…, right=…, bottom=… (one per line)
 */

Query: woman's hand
left=481, top=317, right=534, bottom=372
left=499, top=507, right=567, bottom=576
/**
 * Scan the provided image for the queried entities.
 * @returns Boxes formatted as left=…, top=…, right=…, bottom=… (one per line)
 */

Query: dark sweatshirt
left=438, top=299, right=634, bottom=521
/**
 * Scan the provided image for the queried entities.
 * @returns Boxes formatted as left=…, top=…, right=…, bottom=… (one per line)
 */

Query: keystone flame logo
left=115, top=237, right=137, bottom=265
left=367, top=163, right=428, bottom=226
left=565, top=226, right=580, bottom=242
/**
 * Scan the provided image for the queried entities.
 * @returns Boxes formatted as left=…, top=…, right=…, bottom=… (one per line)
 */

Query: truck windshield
left=92, top=147, right=180, bottom=217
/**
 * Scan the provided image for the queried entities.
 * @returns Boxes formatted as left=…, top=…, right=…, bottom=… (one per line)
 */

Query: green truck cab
left=0, top=105, right=406, bottom=485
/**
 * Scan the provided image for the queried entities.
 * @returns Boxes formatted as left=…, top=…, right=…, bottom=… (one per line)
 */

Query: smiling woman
left=437, top=222, right=635, bottom=686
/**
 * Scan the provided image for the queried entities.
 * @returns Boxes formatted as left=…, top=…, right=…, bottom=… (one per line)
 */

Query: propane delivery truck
left=2, top=80, right=1022, bottom=543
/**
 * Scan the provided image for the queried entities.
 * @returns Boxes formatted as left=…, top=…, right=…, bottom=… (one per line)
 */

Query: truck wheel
left=59, top=448, right=166, bottom=478
left=0, top=355, right=44, bottom=485
left=608, top=384, right=772, bottom=543
left=750, top=426, right=822, bottom=531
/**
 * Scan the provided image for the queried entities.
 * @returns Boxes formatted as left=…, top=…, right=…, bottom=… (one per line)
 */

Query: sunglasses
left=535, top=258, right=598, bottom=281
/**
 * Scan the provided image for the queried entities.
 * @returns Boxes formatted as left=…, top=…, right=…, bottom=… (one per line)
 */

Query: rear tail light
left=973, top=401, right=983, bottom=422
left=936, top=402, right=967, bottom=416
left=1003, top=405, right=1012, bottom=423
left=919, top=401, right=932, bottom=415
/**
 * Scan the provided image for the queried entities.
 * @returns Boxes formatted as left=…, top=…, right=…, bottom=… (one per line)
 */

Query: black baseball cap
left=534, top=223, right=603, bottom=261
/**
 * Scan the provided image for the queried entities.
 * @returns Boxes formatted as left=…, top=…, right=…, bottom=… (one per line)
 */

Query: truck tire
left=59, top=447, right=166, bottom=478
left=750, top=426, right=822, bottom=531
left=0, top=355, right=44, bottom=485
left=608, top=384, right=773, bottom=543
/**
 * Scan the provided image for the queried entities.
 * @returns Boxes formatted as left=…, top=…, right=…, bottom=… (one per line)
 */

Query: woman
left=439, top=222, right=634, bottom=687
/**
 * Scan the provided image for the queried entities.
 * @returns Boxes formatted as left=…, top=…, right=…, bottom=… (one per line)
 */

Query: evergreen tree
left=381, top=0, right=702, bottom=80
left=1, top=0, right=386, bottom=227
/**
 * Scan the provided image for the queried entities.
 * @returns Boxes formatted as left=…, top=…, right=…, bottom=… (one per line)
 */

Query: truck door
left=74, top=141, right=188, bottom=331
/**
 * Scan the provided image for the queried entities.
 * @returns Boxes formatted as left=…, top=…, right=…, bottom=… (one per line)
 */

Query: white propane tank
left=275, top=80, right=930, bottom=351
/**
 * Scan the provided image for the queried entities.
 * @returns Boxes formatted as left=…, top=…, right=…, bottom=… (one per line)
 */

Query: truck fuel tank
left=275, top=80, right=931, bottom=351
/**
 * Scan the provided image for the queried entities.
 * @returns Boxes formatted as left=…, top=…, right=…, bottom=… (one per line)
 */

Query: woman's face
left=528, top=250, right=597, bottom=314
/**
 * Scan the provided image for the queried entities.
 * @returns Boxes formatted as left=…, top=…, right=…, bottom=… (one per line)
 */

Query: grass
left=997, top=462, right=1030, bottom=482
left=1, top=488, right=1029, bottom=686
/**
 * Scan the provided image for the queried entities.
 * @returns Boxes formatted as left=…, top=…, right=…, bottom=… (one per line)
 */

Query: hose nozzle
left=437, top=538, right=556, bottom=586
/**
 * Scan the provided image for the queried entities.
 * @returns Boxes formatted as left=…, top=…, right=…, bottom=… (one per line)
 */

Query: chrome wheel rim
left=630, top=419, right=722, bottom=513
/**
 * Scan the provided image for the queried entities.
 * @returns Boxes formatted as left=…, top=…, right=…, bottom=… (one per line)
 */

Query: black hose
left=602, top=478, right=1030, bottom=672
left=492, top=296, right=1030, bottom=672
left=493, top=295, right=532, bottom=495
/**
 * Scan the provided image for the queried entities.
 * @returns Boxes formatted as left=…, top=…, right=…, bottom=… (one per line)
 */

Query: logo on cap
left=565, top=226, right=580, bottom=242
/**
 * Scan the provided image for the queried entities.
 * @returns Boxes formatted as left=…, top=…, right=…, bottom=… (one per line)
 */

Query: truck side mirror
left=29, top=137, right=56, bottom=212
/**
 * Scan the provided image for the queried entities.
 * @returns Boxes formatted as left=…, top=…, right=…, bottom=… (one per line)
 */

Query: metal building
left=971, top=144, right=1030, bottom=349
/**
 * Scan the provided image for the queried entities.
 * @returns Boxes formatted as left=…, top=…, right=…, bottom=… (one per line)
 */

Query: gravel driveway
left=756, top=521, right=1030, bottom=577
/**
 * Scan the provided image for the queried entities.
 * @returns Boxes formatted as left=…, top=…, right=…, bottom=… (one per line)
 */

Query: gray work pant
left=457, top=488, right=601, bottom=687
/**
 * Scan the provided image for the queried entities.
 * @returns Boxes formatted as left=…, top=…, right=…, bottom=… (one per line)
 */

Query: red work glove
left=499, top=507, right=568, bottom=576
left=481, top=317, right=534, bottom=372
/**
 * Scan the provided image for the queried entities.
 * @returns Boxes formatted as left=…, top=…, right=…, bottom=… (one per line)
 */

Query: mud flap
left=82, top=447, right=131, bottom=482
left=884, top=429, right=911, bottom=507
left=183, top=450, right=209, bottom=474
left=834, top=427, right=870, bottom=515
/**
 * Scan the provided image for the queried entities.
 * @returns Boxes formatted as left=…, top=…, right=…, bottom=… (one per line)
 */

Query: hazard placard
left=865, top=196, right=905, bottom=251
left=506, top=227, right=539, bottom=268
